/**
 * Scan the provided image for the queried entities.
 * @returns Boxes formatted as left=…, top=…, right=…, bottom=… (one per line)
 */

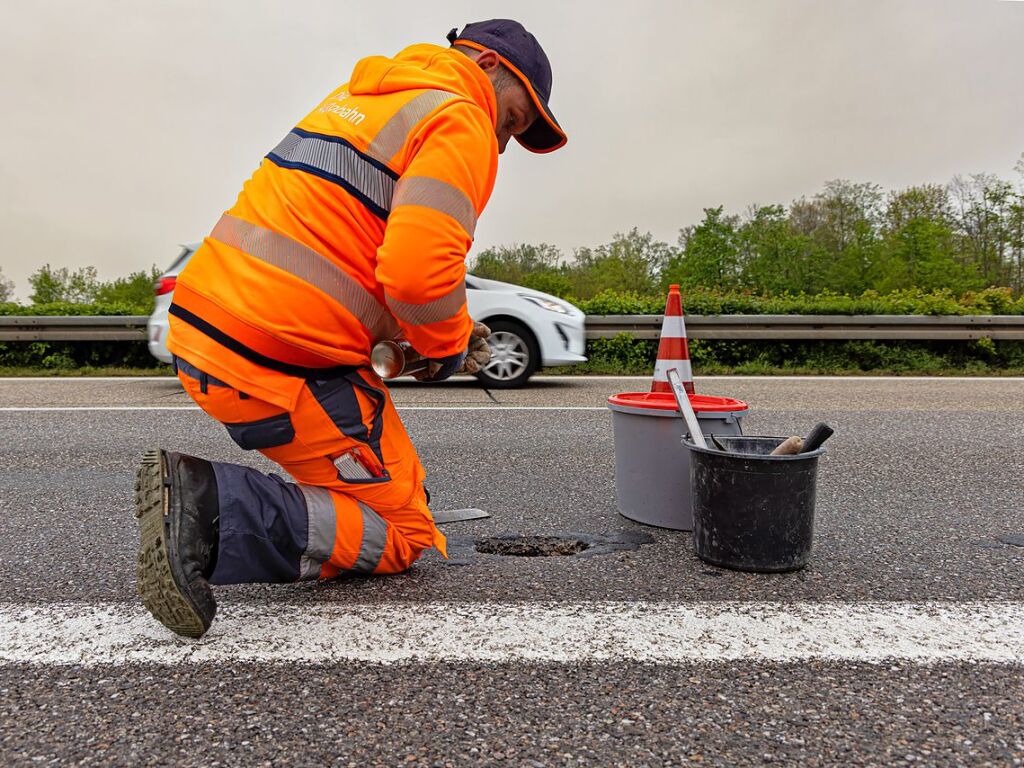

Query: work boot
left=134, top=448, right=220, bottom=638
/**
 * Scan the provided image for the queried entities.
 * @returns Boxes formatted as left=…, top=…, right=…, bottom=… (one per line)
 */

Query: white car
left=148, top=245, right=586, bottom=388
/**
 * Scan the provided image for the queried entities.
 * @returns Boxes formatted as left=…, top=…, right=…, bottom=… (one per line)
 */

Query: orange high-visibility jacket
left=168, top=44, right=499, bottom=410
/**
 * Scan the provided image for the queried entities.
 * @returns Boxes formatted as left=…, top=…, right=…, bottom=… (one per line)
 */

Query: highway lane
left=1, top=376, right=1021, bottom=604
left=3, top=373, right=1024, bottom=410
left=1, top=376, right=1022, bottom=766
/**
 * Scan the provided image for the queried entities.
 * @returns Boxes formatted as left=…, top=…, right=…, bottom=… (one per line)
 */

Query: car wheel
left=475, top=319, right=539, bottom=389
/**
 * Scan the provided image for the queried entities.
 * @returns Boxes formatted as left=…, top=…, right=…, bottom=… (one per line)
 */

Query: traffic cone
left=651, top=284, right=694, bottom=394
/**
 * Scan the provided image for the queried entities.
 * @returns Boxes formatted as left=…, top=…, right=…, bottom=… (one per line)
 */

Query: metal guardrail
left=1, top=314, right=1023, bottom=342
left=0, top=316, right=150, bottom=341
left=585, top=314, right=1024, bottom=341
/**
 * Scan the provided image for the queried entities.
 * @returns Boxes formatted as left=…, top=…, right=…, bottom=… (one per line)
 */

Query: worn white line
left=696, top=375, right=1024, bottom=382
left=0, top=376, right=178, bottom=382
left=3, top=375, right=1023, bottom=383
left=2, top=602, right=1022, bottom=666
left=398, top=406, right=606, bottom=411
left=0, top=406, right=607, bottom=413
left=0, top=406, right=202, bottom=412
left=546, top=375, right=1024, bottom=382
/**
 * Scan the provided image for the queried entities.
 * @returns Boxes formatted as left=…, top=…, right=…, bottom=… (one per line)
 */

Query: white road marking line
left=2, top=602, right=1022, bottom=666
left=0, top=377, right=180, bottom=382
left=0, top=406, right=202, bottom=411
left=3, top=375, right=1023, bottom=382
left=0, top=406, right=608, bottom=413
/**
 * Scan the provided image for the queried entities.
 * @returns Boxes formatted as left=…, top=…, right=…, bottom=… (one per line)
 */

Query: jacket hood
left=348, top=44, right=497, bottom=128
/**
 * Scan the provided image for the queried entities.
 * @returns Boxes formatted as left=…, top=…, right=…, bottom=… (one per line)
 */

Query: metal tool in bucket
left=666, top=369, right=706, bottom=448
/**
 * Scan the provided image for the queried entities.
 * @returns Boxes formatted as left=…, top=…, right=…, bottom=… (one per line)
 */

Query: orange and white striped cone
left=651, top=284, right=695, bottom=395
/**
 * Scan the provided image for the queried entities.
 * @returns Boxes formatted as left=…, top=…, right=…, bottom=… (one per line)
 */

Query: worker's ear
left=473, top=49, right=501, bottom=74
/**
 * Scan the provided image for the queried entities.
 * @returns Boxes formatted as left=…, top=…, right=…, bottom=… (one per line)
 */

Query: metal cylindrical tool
left=371, top=339, right=430, bottom=379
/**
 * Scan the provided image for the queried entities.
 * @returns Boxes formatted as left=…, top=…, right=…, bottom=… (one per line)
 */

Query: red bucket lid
left=607, top=391, right=749, bottom=413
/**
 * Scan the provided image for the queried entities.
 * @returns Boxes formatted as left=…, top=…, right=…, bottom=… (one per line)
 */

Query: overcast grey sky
left=1, top=0, right=1022, bottom=298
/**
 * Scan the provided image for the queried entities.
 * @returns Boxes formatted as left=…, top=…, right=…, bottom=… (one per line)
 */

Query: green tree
left=876, top=217, right=979, bottom=293
left=663, top=207, right=741, bottom=290
left=790, top=180, right=884, bottom=294
left=873, top=185, right=981, bottom=293
left=0, top=268, right=13, bottom=302
left=1007, top=153, right=1024, bottom=295
left=737, top=205, right=825, bottom=294
left=568, top=229, right=675, bottom=298
left=950, top=173, right=1015, bottom=287
left=94, top=266, right=163, bottom=310
left=29, top=264, right=99, bottom=304
left=471, top=243, right=572, bottom=297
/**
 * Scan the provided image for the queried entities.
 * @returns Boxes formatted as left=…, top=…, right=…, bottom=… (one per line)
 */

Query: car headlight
left=520, top=294, right=569, bottom=314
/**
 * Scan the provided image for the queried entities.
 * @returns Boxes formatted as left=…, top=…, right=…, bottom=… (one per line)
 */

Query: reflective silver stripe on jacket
left=298, top=485, right=336, bottom=580
left=386, top=282, right=468, bottom=327
left=269, top=131, right=396, bottom=214
left=392, top=175, right=478, bottom=238
left=352, top=501, right=388, bottom=574
left=367, top=90, right=459, bottom=165
left=210, top=214, right=399, bottom=342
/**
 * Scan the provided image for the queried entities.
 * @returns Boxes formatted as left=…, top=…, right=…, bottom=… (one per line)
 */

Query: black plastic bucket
left=686, top=435, right=825, bottom=572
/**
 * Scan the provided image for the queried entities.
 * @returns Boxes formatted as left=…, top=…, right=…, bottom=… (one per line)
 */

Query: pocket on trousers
left=224, top=412, right=296, bottom=451
left=333, top=447, right=390, bottom=484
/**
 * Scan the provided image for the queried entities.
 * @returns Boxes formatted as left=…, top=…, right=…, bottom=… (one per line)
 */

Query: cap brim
left=516, top=85, right=566, bottom=153
left=453, top=38, right=567, bottom=154
left=501, top=59, right=567, bottom=154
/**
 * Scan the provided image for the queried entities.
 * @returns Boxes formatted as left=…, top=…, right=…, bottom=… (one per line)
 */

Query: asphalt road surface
left=1, top=375, right=1023, bottom=766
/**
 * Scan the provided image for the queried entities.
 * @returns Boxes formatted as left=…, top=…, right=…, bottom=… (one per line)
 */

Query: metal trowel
left=432, top=508, right=491, bottom=525
left=667, top=368, right=707, bottom=449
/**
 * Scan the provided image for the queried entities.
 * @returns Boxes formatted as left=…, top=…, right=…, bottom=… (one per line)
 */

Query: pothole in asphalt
left=464, top=531, right=656, bottom=560
left=475, top=535, right=590, bottom=557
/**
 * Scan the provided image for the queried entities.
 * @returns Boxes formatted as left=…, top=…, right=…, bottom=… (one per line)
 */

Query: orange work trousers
left=174, top=356, right=445, bottom=584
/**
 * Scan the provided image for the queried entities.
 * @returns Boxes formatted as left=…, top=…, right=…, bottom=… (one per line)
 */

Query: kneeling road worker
left=134, top=19, right=567, bottom=638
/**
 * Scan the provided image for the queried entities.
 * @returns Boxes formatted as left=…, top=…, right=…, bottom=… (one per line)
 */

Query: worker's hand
left=411, top=322, right=490, bottom=382
left=458, top=322, right=491, bottom=374
left=411, top=360, right=443, bottom=382
left=412, top=350, right=467, bottom=382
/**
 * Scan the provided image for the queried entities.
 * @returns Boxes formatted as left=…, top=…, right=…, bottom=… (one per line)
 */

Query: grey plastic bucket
left=608, top=392, right=749, bottom=530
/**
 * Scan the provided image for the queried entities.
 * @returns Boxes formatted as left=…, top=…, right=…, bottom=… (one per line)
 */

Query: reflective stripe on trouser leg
left=297, top=486, right=389, bottom=579
left=297, top=485, right=335, bottom=580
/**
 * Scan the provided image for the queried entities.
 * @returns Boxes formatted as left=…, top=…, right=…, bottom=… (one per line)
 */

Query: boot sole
left=134, top=449, right=208, bottom=638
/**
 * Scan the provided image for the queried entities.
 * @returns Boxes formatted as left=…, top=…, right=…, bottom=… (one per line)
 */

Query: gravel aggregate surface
left=1, top=662, right=1022, bottom=767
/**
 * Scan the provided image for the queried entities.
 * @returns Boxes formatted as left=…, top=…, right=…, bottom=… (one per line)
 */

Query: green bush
left=0, top=301, right=149, bottom=316
left=573, top=287, right=1024, bottom=316
left=0, top=302, right=159, bottom=370
left=0, top=340, right=162, bottom=370
left=553, top=336, right=1024, bottom=376
left=3, top=289, right=1023, bottom=374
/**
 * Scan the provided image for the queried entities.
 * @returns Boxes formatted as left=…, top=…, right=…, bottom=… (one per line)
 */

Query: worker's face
left=473, top=50, right=539, bottom=154
left=494, top=81, right=536, bottom=154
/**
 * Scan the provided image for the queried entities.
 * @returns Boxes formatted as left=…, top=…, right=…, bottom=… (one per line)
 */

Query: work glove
left=458, top=322, right=492, bottom=374
left=412, top=322, right=491, bottom=382
left=412, top=350, right=466, bottom=383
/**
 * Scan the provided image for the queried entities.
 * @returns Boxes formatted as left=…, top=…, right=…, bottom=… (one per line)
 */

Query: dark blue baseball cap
left=447, top=20, right=567, bottom=154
